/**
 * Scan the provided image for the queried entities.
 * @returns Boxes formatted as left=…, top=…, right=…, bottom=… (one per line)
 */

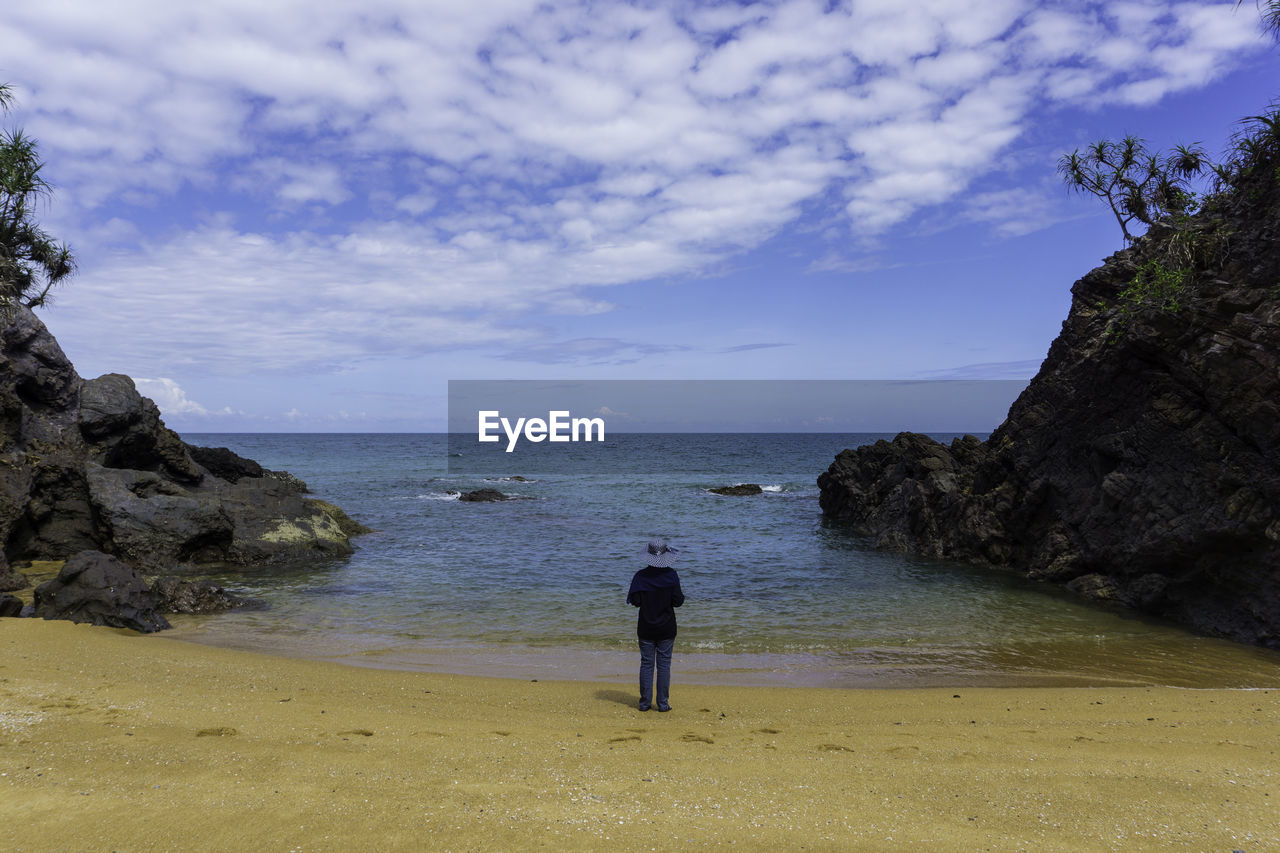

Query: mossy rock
left=307, top=499, right=374, bottom=536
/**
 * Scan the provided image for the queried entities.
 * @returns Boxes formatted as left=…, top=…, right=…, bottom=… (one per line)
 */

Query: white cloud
left=499, top=338, right=690, bottom=366
left=4, top=0, right=1269, bottom=373
left=959, top=187, right=1066, bottom=238
left=133, top=377, right=211, bottom=416
left=916, top=359, right=1044, bottom=379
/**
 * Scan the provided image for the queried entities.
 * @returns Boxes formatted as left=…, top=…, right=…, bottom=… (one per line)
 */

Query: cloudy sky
left=4, top=0, right=1277, bottom=431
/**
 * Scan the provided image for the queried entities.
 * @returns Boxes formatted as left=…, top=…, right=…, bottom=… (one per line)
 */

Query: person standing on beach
left=628, top=539, right=685, bottom=712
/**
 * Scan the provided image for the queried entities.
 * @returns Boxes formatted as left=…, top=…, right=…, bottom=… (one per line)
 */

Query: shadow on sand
left=594, top=689, right=636, bottom=707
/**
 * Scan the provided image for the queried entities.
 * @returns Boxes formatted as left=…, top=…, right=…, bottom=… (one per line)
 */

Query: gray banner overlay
left=449, top=379, right=1025, bottom=434
left=446, top=379, right=1026, bottom=473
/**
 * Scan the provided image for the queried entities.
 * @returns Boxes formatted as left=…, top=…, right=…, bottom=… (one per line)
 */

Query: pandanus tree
left=1262, top=0, right=1280, bottom=38
left=1061, top=3, right=1280, bottom=242
left=0, top=83, right=75, bottom=319
left=1056, top=136, right=1208, bottom=243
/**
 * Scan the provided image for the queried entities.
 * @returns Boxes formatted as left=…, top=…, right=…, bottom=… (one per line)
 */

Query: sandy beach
left=0, top=620, right=1274, bottom=851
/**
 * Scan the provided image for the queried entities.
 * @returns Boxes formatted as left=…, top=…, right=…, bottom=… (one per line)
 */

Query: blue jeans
left=638, top=637, right=674, bottom=710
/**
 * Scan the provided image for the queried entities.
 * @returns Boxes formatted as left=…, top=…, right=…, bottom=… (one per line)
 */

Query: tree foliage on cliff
left=1056, top=137, right=1207, bottom=243
left=1061, top=4, right=1280, bottom=244
left=1259, top=0, right=1280, bottom=38
left=0, top=84, right=74, bottom=318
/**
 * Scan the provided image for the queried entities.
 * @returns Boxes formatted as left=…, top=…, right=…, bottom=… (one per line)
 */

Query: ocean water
left=167, top=433, right=1280, bottom=688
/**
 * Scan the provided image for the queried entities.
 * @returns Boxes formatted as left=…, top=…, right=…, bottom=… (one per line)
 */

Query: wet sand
left=1, top=619, right=1277, bottom=851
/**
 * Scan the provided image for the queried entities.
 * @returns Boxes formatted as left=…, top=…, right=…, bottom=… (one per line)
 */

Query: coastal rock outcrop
left=33, top=550, right=170, bottom=633
left=1, top=305, right=364, bottom=574
left=818, top=144, right=1280, bottom=648
left=709, top=484, right=764, bottom=496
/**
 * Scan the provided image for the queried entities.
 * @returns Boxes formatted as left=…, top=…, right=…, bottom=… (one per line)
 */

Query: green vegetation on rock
left=0, top=83, right=74, bottom=319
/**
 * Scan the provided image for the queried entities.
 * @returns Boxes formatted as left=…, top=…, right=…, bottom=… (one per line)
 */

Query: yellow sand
left=1, top=620, right=1276, bottom=851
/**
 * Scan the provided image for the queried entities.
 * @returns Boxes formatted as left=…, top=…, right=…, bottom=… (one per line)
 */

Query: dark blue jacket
left=628, top=566, right=684, bottom=641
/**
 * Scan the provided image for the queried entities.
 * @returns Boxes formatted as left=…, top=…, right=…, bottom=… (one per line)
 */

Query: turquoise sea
left=169, top=433, right=1280, bottom=688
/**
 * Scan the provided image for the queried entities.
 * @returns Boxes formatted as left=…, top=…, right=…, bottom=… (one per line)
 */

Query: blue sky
left=3, top=0, right=1277, bottom=432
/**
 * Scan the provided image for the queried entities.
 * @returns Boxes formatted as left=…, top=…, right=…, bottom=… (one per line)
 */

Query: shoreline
left=2, top=619, right=1277, bottom=850
left=163, top=629, right=1280, bottom=691
left=162, top=614, right=1280, bottom=691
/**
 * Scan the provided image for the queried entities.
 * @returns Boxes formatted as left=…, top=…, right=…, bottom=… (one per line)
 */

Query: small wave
left=416, top=492, right=461, bottom=501
left=483, top=476, right=538, bottom=483
left=761, top=484, right=784, bottom=492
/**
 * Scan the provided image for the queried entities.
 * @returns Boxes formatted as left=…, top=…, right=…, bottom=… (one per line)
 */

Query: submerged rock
left=709, top=484, right=764, bottom=496
left=149, top=576, right=261, bottom=614
left=818, top=156, right=1280, bottom=648
left=33, top=550, right=170, bottom=633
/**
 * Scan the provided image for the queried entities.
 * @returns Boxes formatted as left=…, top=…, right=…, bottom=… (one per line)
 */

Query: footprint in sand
left=755, top=727, right=781, bottom=734
left=338, top=729, right=374, bottom=737
left=816, top=743, right=854, bottom=752
left=608, top=735, right=643, bottom=743
left=681, top=733, right=714, bottom=744
left=196, top=727, right=238, bottom=737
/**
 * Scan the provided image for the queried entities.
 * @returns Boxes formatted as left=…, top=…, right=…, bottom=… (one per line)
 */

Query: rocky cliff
left=1, top=305, right=360, bottom=591
left=818, top=146, right=1280, bottom=648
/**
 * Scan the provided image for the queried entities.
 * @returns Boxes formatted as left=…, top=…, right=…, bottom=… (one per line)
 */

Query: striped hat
left=641, top=538, right=679, bottom=568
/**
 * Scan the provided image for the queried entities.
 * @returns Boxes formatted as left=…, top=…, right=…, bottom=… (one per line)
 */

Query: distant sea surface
left=170, top=433, right=1280, bottom=688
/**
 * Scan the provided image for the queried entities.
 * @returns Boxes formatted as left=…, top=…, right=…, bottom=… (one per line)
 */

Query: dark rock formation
left=0, top=554, right=25, bottom=592
left=0, top=306, right=366, bottom=572
left=709, top=484, right=764, bottom=496
left=80, top=373, right=204, bottom=483
left=458, top=488, right=510, bottom=502
left=0, top=592, right=23, bottom=617
left=33, top=550, right=170, bottom=633
left=149, top=576, right=260, bottom=614
left=186, top=445, right=265, bottom=483
left=819, top=149, right=1280, bottom=648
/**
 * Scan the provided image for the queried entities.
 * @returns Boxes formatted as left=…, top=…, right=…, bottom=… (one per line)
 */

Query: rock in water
left=818, top=147, right=1280, bottom=648
left=307, top=499, right=374, bottom=536
left=458, top=489, right=510, bottom=502
left=149, top=577, right=259, bottom=614
left=709, top=484, right=763, bottom=496
left=33, top=550, right=170, bottom=633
